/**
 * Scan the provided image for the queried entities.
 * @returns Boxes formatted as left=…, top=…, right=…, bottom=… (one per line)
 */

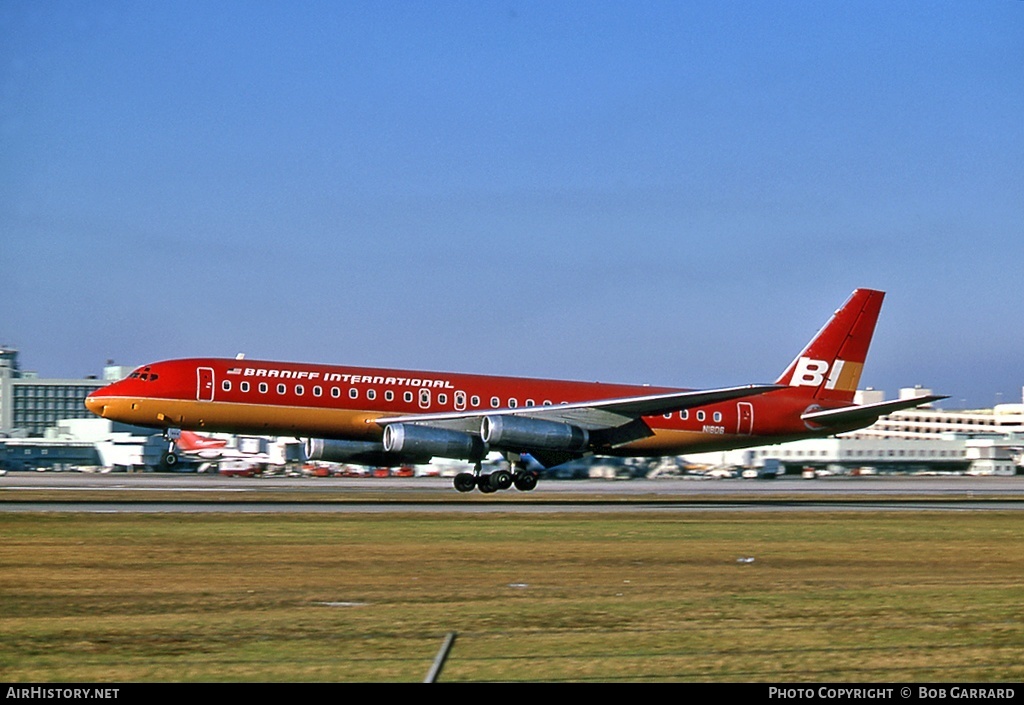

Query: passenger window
left=222, top=381, right=231, bottom=392
left=277, top=384, right=286, bottom=395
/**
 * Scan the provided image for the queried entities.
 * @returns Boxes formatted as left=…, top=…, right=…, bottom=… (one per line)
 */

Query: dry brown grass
left=1, top=511, right=1022, bottom=682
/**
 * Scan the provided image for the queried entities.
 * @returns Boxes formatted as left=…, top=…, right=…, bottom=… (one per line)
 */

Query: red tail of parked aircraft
left=177, top=431, right=228, bottom=451
left=85, top=288, right=943, bottom=492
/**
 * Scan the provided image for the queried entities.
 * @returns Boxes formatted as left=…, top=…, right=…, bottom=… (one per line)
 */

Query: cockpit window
left=129, top=368, right=159, bottom=382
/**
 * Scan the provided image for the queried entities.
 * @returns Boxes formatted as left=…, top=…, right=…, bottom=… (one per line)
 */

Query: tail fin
left=177, top=431, right=228, bottom=451
left=775, top=289, right=884, bottom=404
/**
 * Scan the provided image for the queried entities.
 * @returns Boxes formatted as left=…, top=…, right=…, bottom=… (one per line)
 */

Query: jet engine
left=382, top=423, right=486, bottom=461
left=304, top=438, right=428, bottom=466
left=481, top=415, right=589, bottom=452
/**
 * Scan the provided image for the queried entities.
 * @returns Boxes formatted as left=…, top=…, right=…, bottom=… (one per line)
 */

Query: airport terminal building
left=0, top=348, right=149, bottom=470
left=0, top=348, right=124, bottom=437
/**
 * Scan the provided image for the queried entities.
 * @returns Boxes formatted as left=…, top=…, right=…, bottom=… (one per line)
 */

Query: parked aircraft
left=162, top=430, right=272, bottom=468
left=85, top=289, right=943, bottom=492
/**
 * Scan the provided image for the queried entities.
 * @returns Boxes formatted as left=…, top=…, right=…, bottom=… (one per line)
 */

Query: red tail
left=177, top=431, right=228, bottom=451
left=775, top=289, right=884, bottom=404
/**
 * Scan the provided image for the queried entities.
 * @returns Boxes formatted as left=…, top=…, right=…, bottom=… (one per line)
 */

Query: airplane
left=85, top=289, right=944, bottom=493
left=167, top=430, right=274, bottom=466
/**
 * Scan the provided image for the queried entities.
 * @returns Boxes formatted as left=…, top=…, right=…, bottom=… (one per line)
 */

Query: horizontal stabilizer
left=801, top=395, right=948, bottom=428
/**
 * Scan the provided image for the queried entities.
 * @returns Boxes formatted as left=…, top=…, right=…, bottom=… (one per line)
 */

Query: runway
left=2, top=472, right=1023, bottom=512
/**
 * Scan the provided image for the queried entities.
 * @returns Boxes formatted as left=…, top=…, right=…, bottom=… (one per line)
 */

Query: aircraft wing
left=801, top=395, right=948, bottom=428
left=371, top=383, right=784, bottom=441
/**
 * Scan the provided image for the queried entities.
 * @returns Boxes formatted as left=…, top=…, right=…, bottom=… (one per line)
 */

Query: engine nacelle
left=382, top=423, right=486, bottom=461
left=304, top=438, right=423, bottom=466
left=481, top=415, right=589, bottom=452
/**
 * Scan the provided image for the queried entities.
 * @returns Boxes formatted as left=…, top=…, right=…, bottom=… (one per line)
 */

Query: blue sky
left=2, top=1, right=1022, bottom=408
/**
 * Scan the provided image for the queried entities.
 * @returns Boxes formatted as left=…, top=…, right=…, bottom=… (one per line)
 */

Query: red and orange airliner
left=85, top=289, right=942, bottom=492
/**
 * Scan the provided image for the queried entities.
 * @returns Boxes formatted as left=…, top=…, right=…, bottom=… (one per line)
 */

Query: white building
left=0, top=348, right=118, bottom=437
left=0, top=418, right=169, bottom=472
left=851, top=387, right=1024, bottom=441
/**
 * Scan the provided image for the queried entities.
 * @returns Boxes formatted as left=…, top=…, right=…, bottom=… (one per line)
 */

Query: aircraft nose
left=85, top=391, right=106, bottom=418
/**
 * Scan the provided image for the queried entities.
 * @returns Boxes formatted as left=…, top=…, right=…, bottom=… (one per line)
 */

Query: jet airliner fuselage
left=85, top=289, right=944, bottom=492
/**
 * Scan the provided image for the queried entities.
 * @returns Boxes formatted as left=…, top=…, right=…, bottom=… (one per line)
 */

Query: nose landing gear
left=159, top=429, right=181, bottom=470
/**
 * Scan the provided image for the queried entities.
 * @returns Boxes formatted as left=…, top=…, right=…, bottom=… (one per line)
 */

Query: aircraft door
left=736, top=402, right=753, bottom=435
left=197, top=367, right=215, bottom=402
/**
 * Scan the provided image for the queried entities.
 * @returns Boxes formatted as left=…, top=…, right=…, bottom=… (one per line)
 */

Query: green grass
left=1, top=511, right=1022, bottom=682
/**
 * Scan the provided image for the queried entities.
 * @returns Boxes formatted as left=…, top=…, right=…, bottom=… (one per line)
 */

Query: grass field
left=1, top=510, right=1022, bottom=682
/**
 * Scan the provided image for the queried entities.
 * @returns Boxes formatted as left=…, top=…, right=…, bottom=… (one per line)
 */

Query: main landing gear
left=453, top=457, right=539, bottom=493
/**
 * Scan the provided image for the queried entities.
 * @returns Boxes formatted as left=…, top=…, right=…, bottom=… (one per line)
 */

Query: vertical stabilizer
left=177, top=431, right=228, bottom=451
left=775, top=289, right=884, bottom=404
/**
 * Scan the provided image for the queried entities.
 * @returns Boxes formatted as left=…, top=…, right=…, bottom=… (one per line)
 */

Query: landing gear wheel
left=513, top=471, right=538, bottom=492
left=489, top=469, right=513, bottom=491
left=160, top=451, right=179, bottom=469
left=477, top=475, right=498, bottom=493
left=453, top=472, right=476, bottom=493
